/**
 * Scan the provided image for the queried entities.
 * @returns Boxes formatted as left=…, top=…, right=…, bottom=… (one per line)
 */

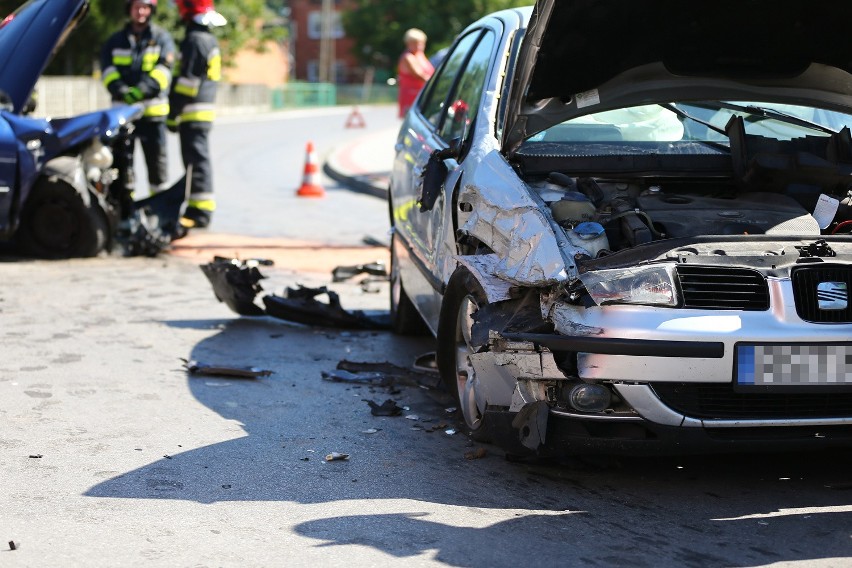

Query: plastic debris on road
left=325, top=452, right=350, bottom=462
left=366, top=399, right=402, bottom=416
left=199, top=257, right=389, bottom=329
left=182, top=358, right=273, bottom=379
left=331, top=261, right=388, bottom=282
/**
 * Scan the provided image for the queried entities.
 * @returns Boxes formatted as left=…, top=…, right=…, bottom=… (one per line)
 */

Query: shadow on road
left=84, top=315, right=852, bottom=566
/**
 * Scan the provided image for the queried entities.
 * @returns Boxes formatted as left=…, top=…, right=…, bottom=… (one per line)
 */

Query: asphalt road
left=2, top=106, right=852, bottom=567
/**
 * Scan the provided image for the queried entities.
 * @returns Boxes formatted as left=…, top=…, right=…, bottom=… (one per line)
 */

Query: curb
left=322, top=150, right=388, bottom=199
left=322, top=160, right=388, bottom=201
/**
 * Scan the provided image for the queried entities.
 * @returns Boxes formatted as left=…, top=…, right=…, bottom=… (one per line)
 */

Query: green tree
left=0, top=0, right=286, bottom=76
left=342, top=0, right=530, bottom=77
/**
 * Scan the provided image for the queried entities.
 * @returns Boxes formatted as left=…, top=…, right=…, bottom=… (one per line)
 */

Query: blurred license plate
left=736, top=344, right=852, bottom=387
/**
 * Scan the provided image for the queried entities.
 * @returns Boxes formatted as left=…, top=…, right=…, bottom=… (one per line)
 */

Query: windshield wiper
left=692, top=101, right=838, bottom=136
left=660, top=103, right=730, bottom=152
left=661, top=103, right=728, bottom=136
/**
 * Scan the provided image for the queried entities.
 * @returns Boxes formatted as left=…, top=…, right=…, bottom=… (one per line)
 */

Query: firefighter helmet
left=177, top=0, right=227, bottom=26
left=126, top=0, right=157, bottom=15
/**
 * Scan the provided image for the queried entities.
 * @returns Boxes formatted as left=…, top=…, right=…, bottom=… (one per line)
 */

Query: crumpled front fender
left=456, top=149, right=574, bottom=286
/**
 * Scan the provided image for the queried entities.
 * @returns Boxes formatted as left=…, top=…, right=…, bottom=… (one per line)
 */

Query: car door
left=391, top=27, right=499, bottom=327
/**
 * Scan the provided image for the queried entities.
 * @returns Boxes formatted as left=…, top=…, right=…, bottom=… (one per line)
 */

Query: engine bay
left=536, top=175, right=833, bottom=256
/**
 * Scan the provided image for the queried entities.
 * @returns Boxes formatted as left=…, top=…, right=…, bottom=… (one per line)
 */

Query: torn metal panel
left=509, top=379, right=550, bottom=412
left=456, top=254, right=515, bottom=303
left=511, top=400, right=549, bottom=450
left=470, top=289, right=552, bottom=347
left=492, top=351, right=565, bottom=381
left=457, top=149, right=573, bottom=286
left=468, top=352, right=519, bottom=408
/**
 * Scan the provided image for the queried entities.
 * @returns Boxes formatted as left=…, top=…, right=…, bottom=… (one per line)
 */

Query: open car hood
left=0, top=0, right=88, bottom=114
left=502, top=0, right=852, bottom=156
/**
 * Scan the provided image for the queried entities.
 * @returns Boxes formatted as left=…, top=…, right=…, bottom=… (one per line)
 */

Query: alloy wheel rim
left=454, top=294, right=482, bottom=430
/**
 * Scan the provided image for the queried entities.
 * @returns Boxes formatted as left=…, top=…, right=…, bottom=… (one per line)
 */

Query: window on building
left=307, top=11, right=343, bottom=39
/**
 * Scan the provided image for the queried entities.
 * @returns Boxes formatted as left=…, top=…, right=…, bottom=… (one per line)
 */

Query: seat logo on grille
left=817, top=281, right=848, bottom=310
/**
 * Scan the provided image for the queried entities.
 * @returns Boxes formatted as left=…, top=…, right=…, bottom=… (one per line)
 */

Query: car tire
left=437, top=266, right=491, bottom=442
left=17, top=179, right=108, bottom=259
left=390, top=231, right=429, bottom=335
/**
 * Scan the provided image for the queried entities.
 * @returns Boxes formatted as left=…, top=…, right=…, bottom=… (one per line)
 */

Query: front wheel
left=437, top=267, right=491, bottom=441
left=17, top=179, right=108, bottom=259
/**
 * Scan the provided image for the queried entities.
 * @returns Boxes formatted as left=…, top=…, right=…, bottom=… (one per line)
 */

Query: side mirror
left=417, top=138, right=460, bottom=212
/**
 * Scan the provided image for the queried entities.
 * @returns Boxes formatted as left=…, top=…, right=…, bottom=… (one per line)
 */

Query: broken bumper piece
left=116, top=176, right=189, bottom=257
left=480, top=330, right=852, bottom=456
left=199, top=257, right=390, bottom=330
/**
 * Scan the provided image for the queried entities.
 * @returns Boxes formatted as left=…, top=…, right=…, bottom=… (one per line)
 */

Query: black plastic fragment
left=199, top=257, right=266, bottom=316
left=263, top=286, right=389, bottom=329
left=366, top=399, right=402, bottom=416
left=116, top=176, right=188, bottom=257
left=331, top=261, right=388, bottom=282
left=182, top=358, right=273, bottom=379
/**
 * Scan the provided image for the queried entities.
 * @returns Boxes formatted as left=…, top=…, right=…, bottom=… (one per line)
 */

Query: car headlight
left=579, top=264, right=678, bottom=307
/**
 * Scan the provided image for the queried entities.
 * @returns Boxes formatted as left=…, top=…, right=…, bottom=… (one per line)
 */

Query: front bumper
left=485, top=296, right=852, bottom=454
left=484, top=408, right=852, bottom=457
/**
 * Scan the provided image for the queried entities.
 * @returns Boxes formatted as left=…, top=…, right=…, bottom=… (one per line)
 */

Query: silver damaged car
left=388, top=0, right=852, bottom=456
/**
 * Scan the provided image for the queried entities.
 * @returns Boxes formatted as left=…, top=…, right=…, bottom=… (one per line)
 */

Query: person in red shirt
left=397, top=28, right=434, bottom=118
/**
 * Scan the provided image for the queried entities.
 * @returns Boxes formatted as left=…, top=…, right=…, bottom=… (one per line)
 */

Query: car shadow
left=84, top=316, right=852, bottom=565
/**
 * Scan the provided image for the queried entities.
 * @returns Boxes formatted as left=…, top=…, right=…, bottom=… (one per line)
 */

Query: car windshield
left=521, top=101, right=852, bottom=155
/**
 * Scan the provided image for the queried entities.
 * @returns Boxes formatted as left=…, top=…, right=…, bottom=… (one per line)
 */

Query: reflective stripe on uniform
left=102, top=66, right=121, bottom=87
left=179, top=103, right=215, bottom=122
left=187, top=197, right=216, bottom=211
left=174, top=76, right=201, bottom=97
left=180, top=109, right=215, bottom=122
left=207, top=48, right=221, bottom=81
left=142, top=99, right=169, bottom=117
left=149, top=64, right=171, bottom=90
left=141, top=46, right=161, bottom=72
left=111, top=48, right=132, bottom=66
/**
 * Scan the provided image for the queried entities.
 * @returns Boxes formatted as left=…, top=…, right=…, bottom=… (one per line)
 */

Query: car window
left=418, top=31, right=482, bottom=129
left=438, top=31, right=495, bottom=144
left=523, top=101, right=852, bottom=155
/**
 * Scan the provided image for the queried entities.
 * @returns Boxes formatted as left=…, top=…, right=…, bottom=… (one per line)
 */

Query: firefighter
left=101, top=0, right=175, bottom=196
left=167, top=0, right=226, bottom=229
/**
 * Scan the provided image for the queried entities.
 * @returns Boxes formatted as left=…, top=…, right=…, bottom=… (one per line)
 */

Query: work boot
left=182, top=206, right=212, bottom=229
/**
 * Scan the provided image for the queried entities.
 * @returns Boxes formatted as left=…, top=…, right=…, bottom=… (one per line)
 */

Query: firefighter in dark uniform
left=101, top=0, right=174, bottom=195
left=167, top=0, right=225, bottom=229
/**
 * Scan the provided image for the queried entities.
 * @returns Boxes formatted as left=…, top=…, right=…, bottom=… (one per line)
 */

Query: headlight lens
left=579, top=264, right=678, bottom=306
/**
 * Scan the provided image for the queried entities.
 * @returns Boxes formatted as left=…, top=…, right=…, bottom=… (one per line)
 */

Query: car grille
left=676, top=266, right=769, bottom=310
left=792, top=265, right=852, bottom=323
left=652, top=383, right=852, bottom=419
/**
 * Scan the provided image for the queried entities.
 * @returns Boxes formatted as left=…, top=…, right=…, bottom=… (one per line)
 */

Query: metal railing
left=30, top=76, right=398, bottom=118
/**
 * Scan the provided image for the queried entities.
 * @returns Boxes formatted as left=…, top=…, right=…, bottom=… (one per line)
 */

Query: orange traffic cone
left=296, top=141, right=326, bottom=198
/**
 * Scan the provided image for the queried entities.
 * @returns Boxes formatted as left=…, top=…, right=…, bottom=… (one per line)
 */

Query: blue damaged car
left=0, top=0, right=141, bottom=258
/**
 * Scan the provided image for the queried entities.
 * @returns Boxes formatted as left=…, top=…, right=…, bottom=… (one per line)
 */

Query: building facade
left=288, top=0, right=360, bottom=84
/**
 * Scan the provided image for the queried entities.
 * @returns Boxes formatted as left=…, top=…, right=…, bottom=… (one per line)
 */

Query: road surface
left=2, top=106, right=852, bottom=567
